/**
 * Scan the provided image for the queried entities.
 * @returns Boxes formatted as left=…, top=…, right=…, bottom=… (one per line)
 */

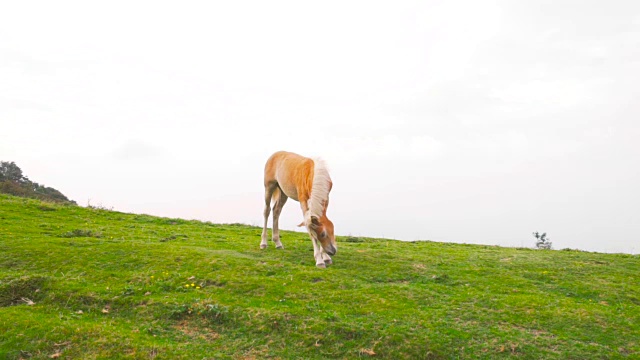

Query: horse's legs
left=299, top=201, right=326, bottom=267
left=260, top=183, right=277, bottom=249
left=311, top=238, right=326, bottom=268
left=271, top=187, right=287, bottom=249
left=321, top=251, right=332, bottom=265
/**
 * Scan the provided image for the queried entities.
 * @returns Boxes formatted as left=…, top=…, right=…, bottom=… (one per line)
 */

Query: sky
left=1, top=1, right=639, bottom=254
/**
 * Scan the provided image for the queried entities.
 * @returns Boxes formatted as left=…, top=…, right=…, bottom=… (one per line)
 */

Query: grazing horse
left=261, top=151, right=337, bottom=268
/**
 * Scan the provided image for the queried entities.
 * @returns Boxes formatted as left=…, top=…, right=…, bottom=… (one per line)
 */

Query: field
left=1, top=193, right=639, bottom=359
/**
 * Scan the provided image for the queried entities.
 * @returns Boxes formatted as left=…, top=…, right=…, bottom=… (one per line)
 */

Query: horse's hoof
left=260, top=244, right=267, bottom=249
left=324, top=259, right=333, bottom=265
left=276, top=245, right=284, bottom=250
left=316, top=263, right=326, bottom=269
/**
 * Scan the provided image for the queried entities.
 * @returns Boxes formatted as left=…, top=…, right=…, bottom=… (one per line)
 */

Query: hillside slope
left=0, top=194, right=638, bottom=359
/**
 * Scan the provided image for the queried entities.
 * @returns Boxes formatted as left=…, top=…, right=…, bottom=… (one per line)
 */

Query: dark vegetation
left=0, top=161, right=75, bottom=204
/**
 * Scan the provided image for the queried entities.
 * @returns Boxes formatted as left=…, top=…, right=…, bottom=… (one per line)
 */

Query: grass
left=0, top=193, right=638, bottom=359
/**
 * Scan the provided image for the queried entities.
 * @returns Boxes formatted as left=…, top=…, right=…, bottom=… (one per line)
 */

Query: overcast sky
left=1, top=1, right=639, bottom=253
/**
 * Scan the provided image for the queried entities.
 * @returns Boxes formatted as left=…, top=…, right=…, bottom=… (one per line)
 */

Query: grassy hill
left=1, top=194, right=638, bottom=359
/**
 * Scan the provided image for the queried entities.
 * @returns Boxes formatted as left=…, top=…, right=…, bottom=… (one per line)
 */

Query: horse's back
left=265, top=151, right=304, bottom=166
left=264, top=151, right=314, bottom=202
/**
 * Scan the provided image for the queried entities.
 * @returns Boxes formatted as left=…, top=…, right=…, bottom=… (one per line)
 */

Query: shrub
left=533, top=232, right=552, bottom=250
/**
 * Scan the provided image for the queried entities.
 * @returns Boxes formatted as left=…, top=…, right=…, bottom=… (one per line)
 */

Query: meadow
left=1, top=193, right=638, bottom=359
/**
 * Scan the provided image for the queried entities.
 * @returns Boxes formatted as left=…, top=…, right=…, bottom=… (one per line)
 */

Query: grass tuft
left=167, top=301, right=230, bottom=324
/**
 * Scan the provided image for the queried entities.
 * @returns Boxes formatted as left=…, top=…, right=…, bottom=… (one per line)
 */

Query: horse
left=260, top=151, right=337, bottom=268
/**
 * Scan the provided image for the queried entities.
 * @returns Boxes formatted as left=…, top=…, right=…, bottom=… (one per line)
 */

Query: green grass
left=0, top=193, right=638, bottom=359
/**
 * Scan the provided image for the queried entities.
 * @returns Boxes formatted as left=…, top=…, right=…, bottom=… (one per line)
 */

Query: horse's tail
left=271, top=186, right=282, bottom=204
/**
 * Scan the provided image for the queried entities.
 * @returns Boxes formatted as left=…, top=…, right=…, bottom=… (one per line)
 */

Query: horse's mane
left=308, top=158, right=331, bottom=219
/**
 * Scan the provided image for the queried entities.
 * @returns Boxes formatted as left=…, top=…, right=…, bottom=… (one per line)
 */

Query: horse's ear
left=297, top=221, right=305, bottom=227
left=301, top=215, right=320, bottom=229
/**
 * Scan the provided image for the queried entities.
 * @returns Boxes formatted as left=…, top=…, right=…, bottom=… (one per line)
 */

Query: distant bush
left=343, top=235, right=365, bottom=243
left=0, top=161, right=76, bottom=204
left=533, top=232, right=552, bottom=250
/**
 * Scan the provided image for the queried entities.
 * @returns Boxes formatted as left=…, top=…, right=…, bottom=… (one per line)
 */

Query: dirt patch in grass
left=173, top=320, right=220, bottom=341
left=0, top=275, right=49, bottom=306
left=59, top=229, right=103, bottom=238
left=160, top=234, right=189, bottom=242
left=38, top=204, right=58, bottom=211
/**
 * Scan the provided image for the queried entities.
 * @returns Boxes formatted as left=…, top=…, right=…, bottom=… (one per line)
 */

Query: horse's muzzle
left=326, top=245, right=337, bottom=256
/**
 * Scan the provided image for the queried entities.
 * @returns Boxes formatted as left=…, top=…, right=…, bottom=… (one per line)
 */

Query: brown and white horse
left=261, top=151, right=337, bottom=268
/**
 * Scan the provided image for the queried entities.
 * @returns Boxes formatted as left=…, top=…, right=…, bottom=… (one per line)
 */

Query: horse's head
left=308, top=215, right=337, bottom=256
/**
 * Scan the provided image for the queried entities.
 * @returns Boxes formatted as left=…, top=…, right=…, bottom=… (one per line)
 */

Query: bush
left=533, top=232, right=552, bottom=250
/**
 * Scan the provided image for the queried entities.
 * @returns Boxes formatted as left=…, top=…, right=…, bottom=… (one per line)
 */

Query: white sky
left=1, top=1, right=639, bottom=253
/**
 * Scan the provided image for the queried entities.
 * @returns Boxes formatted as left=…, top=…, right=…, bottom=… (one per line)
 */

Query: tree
left=0, top=161, right=76, bottom=204
left=0, top=161, right=24, bottom=182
